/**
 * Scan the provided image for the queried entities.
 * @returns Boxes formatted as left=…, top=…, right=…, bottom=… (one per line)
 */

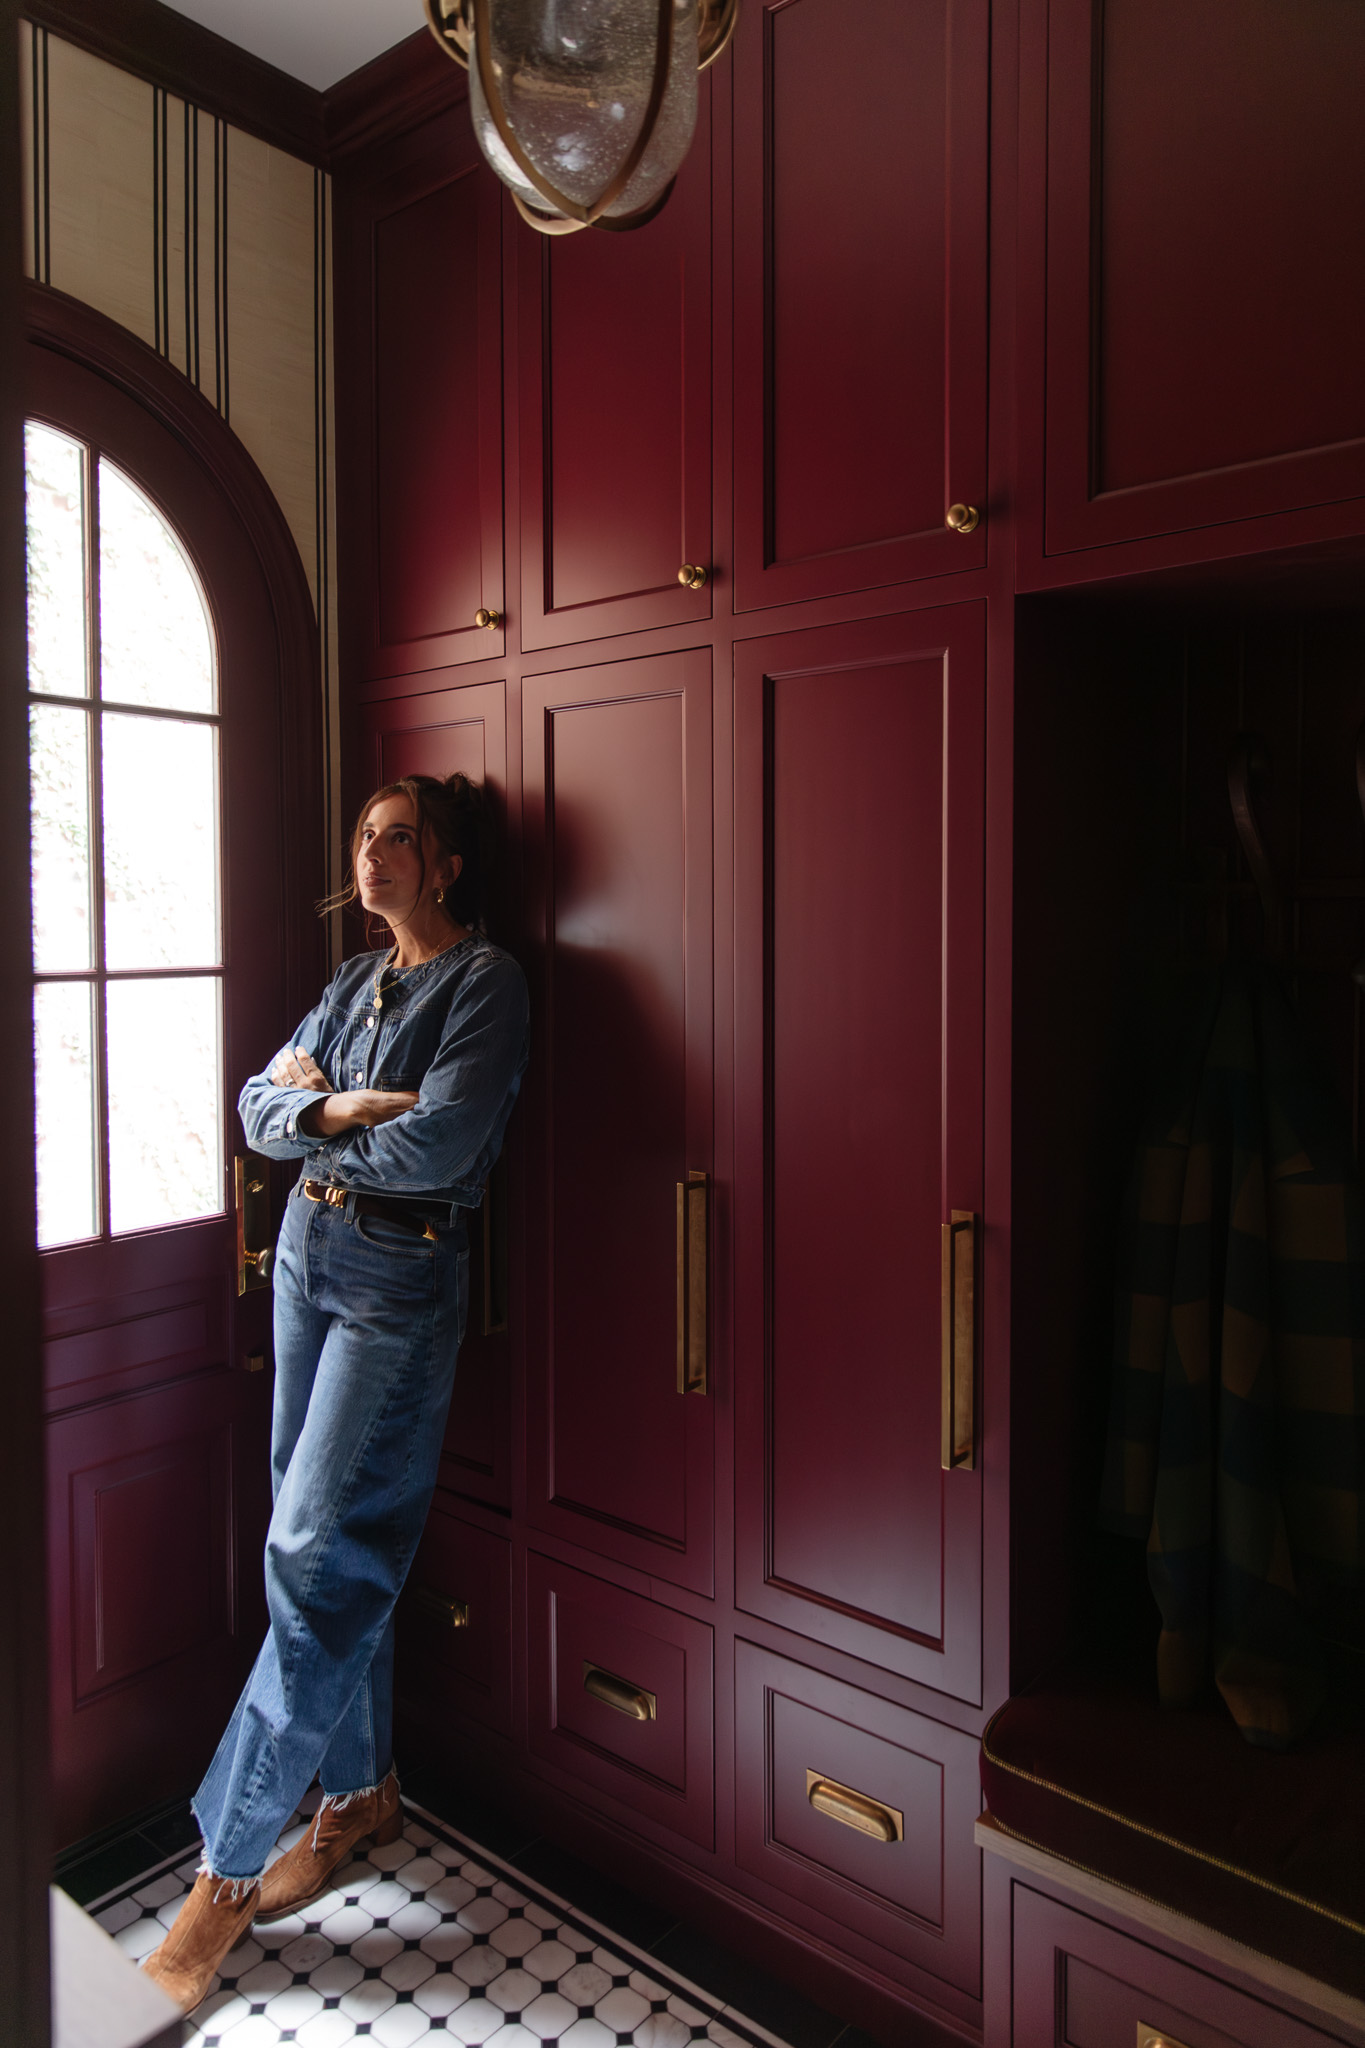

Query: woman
left=143, top=772, right=529, bottom=2014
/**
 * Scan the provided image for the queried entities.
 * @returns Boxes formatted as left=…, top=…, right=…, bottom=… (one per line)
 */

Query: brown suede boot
left=255, top=1772, right=404, bottom=1924
left=141, top=1870, right=261, bottom=2015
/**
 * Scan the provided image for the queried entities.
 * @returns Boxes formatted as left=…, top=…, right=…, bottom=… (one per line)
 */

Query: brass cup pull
left=677, top=563, right=708, bottom=590
left=474, top=606, right=502, bottom=629
left=1137, top=2030, right=1193, bottom=2048
left=941, top=1210, right=976, bottom=1470
left=676, top=1170, right=709, bottom=1394
left=805, top=1771, right=903, bottom=1843
left=945, top=503, right=980, bottom=534
left=410, top=1587, right=469, bottom=1629
left=583, top=1661, right=657, bottom=1722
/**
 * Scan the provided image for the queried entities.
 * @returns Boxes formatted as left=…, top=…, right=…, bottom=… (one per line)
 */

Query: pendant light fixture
left=423, top=0, right=738, bottom=235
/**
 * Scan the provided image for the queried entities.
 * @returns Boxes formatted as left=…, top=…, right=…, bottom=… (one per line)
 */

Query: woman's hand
left=272, top=1047, right=333, bottom=1094
left=297, top=1089, right=419, bottom=1138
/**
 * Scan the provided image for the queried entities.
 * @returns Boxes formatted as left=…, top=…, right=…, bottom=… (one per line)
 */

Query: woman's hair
left=321, top=773, right=496, bottom=935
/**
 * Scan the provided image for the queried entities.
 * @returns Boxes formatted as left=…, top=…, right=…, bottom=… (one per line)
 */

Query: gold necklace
left=372, top=932, right=463, bottom=1011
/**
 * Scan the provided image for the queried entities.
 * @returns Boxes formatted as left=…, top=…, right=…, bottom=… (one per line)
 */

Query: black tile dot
left=323, top=1997, right=340, bottom=2009
left=249, top=2004, right=267, bottom=2016
left=292, top=1970, right=311, bottom=1984
left=579, top=2006, right=595, bottom=2019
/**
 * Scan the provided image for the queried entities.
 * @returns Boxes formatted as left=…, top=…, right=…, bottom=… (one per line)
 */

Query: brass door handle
left=474, top=606, right=502, bottom=629
left=410, top=1587, right=469, bottom=1629
left=676, top=1170, right=709, bottom=1394
left=677, top=563, right=708, bottom=589
left=583, top=1661, right=657, bottom=1721
left=1137, top=2030, right=1193, bottom=2048
left=941, top=1210, right=976, bottom=1470
left=235, top=1154, right=274, bottom=1296
left=946, top=502, right=980, bottom=534
left=806, top=1771, right=903, bottom=1843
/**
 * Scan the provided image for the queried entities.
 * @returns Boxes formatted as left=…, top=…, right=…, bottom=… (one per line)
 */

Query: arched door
left=26, top=309, right=323, bottom=1847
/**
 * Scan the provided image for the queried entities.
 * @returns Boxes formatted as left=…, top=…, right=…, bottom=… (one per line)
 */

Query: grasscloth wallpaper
left=18, top=19, right=342, bottom=912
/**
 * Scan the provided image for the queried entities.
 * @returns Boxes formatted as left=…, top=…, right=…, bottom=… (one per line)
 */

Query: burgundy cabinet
left=1043, top=0, right=1365, bottom=556
left=735, top=1643, right=982, bottom=2005
left=528, top=1552, right=715, bottom=1851
left=516, top=86, right=712, bottom=649
left=733, top=0, right=990, bottom=610
left=397, top=1504, right=512, bottom=1735
left=522, top=651, right=714, bottom=1593
left=335, top=109, right=504, bottom=679
left=734, top=605, right=986, bottom=1702
left=361, top=679, right=512, bottom=1510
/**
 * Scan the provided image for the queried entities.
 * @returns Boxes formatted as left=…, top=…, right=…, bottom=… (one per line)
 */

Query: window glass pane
left=102, top=712, right=220, bottom=970
left=25, top=423, right=87, bottom=699
left=30, top=702, right=93, bottom=972
left=98, top=458, right=215, bottom=713
left=34, top=981, right=99, bottom=1246
left=107, top=976, right=222, bottom=1233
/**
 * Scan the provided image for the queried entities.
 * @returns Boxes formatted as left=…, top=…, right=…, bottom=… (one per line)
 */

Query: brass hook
left=1226, top=733, right=1284, bottom=961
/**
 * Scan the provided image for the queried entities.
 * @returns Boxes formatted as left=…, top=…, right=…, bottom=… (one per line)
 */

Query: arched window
left=26, top=421, right=224, bottom=1245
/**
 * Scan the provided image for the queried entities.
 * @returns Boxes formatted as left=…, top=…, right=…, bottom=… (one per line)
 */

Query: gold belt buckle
left=303, top=1180, right=347, bottom=1210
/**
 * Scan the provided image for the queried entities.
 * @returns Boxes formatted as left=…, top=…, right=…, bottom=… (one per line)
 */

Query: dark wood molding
left=324, top=27, right=467, bottom=165
left=0, top=0, right=50, bottom=2038
left=23, top=0, right=326, bottom=162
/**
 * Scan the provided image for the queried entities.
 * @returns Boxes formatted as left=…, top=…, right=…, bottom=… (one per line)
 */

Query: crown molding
left=323, top=27, right=467, bottom=165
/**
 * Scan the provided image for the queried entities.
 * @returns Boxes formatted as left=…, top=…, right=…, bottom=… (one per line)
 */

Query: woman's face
left=356, top=795, right=450, bottom=925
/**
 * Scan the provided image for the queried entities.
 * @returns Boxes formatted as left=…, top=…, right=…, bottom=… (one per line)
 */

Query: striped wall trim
left=28, top=24, right=51, bottom=285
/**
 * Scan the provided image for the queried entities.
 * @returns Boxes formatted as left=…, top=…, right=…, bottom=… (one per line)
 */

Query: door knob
left=945, top=503, right=980, bottom=534
left=677, top=563, right=708, bottom=590
left=474, top=606, right=502, bottom=629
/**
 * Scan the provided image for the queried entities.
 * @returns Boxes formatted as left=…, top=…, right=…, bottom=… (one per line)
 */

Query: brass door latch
left=236, top=1154, right=275, bottom=1296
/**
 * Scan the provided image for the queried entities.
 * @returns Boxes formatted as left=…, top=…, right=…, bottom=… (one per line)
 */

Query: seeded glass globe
left=470, top=0, right=700, bottom=227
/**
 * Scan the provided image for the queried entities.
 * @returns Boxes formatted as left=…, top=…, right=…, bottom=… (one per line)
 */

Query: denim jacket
left=238, top=935, right=530, bottom=1216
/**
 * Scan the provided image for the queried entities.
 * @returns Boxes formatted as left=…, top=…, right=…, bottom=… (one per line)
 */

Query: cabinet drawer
left=528, top=1553, right=714, bottom=1849
left=734, top=1642, right=981, bottom=1996
left=1014, top=1886, right=1351, bottom=2048
left=397, top=1503, right=511, bottom=1732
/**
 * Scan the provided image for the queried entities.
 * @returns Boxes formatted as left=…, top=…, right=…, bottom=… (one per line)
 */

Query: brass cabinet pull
left=583, top=1661, right=657, bottom=1721
left=676, top=1170, right=709, bottom=1394
left=945, top=502, right=980, bottom=534
left=677, top=563, right=708, bottom=589
left=1137, top=2030, right=1193, bottom=2048
left=941, top=1210, right=976, bottom=1470
left=474, top=606, right=502, bottom=629
left=235, top=1154, right=274, bottom=1296
left=410, top=1586, right=469, bottom=1629
left=805, top=1770, right=903, bottom=1843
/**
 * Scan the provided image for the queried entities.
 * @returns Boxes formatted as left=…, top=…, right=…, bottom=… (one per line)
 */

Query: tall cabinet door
left=734, top=606, right=985, bottom=1703
left=361, top=680, right=513, bottom=1511
left=734, top=0, right=990, bottom=611
left=523, top=652, right=714, bottom=1593
left=516, top=87, right=712, bottom=651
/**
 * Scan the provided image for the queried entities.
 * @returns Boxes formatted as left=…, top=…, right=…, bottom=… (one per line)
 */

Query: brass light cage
left=422, top=0, right=738, bottom=234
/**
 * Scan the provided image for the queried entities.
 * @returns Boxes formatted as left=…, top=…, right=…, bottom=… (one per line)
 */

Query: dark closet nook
left=12, top=0, right=1365, bottom=2043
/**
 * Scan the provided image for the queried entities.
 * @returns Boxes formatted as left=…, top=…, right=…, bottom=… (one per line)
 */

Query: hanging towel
left=1100, top=966, right=1365, bottom=1749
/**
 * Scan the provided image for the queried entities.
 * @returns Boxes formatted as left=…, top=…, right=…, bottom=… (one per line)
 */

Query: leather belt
left=302, top=1179, right=440, bottom=1244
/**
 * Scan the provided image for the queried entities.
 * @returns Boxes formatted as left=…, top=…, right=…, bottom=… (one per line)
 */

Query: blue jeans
left=193, top=1180, right=468, bottom=1880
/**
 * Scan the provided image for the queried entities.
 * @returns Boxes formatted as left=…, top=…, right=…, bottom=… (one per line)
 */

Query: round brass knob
left=474, top=607, right=502, bottom=629
left=945, top=503, right=980, bottom=534
left=678, top=564, right=708, bottom=590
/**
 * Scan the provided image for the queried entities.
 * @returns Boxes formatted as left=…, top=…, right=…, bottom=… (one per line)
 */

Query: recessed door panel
left=518, top=90, right=712, bottom=648
left=524, top=652, right=713, bottom=1591
left=335, top=117, right=504, bottom=677
left=735, top=608, right=984, bottom=1700
left=362, top=680, right=512, bottom=1511
left=1044, top=0, right=1365, bottom=552
left=396, top=1504, right=512, bottom=1732
left=734, top=0, right=989, bottom=608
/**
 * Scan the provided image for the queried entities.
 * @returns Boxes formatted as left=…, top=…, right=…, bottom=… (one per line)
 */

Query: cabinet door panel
left=734, top=0, right=989, bottom=609
left=335, top=116, right=504, bottom=679
left=735, top=1643, right=981, bottom=1996
left=524, top=652, right=713, bottom=1592
left=396, top=1503, right=512, bottom=1733
left=1045, top=0, right=1365, bottom=553
left=47, top=1370, right=267, bottom=1845
left=517, top=88, right=711, bottom=649
left=361, top=681, right=512, bottom=1510
left=735, top=607, right=984, bottom=1701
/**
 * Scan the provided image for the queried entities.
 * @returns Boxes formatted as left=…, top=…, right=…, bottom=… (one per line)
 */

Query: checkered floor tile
left=90, top=1794, right=789, bottom=2048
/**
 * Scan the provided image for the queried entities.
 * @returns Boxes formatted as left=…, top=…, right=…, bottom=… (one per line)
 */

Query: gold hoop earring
left=435, top=887, right=445, bottom=905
